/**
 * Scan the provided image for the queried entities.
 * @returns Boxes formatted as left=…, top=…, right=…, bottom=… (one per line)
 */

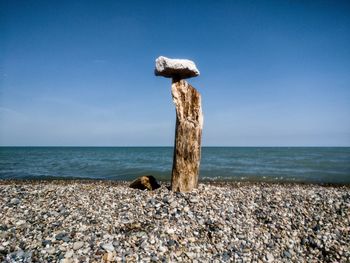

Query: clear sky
left=1, top=0, right=350, bottom=146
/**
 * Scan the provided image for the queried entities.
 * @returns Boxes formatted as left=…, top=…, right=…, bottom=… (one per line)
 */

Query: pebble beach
left=0, top=180, right=349, bottom=262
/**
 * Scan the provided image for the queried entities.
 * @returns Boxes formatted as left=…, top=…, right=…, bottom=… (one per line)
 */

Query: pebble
left=101, top=243, right=115, bottom=252
left=166, top=228, right=175, bottom=235
left=46, top=247, right=56, bottom=255
left=283, top=250, right=291, bottom=258
left=186, top=252, right=195, bottom=259
left=189, top=197, right=199, bottom=203
left=0, top=246, right=5, bottom=253
left=0, top=181, right=349, bottom=262
left=65, top=250, right=74, bottom=258
left=266, top=252, right=274, bottom=262
left=55, top=232, right=68, bottom=241
left=10, top=198, right=20, bottom=205
left=102, top=252, right=114, bottom=261
left=73, top=241, right=84, bottom=250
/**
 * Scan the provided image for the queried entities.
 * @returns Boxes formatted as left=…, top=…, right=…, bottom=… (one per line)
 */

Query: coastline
left=0, top=180, right=349, bottom=262
left=1, top=178, right=349, bottom=187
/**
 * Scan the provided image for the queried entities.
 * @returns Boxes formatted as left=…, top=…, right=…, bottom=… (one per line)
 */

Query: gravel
left=0, top=180, right=349, bottom=262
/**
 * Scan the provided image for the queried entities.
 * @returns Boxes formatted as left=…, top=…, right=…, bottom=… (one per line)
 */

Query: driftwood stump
left=154, top=56, right=203, bottom=192
left=171, top=79, right=203, bottom=192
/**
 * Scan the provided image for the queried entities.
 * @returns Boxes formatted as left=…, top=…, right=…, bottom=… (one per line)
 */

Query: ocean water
left=0, top=147, right=349, bottom=184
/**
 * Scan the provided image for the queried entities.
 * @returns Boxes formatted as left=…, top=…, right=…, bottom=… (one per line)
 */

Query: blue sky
left=1, top=0, right=349, bottom=146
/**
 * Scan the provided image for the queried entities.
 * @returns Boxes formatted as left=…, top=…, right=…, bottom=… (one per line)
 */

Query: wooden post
left=171, top=79, right=203, bottom=192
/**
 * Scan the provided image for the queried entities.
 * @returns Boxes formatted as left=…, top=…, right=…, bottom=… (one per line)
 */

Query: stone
left=47, top=247, right=56, bottom=254
left=62, top=236, right=71, bottom=242
left=171, top=79, right=203, bottom=192
left=129, top=175, right=160, bottom=191
left=102, top=252, right=114, bottom=262
left=283, top=250, right=291, bottom=258
left=190, top=198, right=199, bottom=203
left=16, top=220, right=26, bottom=226
left=10, top=198, right=20, bottom=205
left=101, top=243, right=115, bottom=252
left=166, top=228, right=175, bottom=235
left=155, top=56, right=200, bottom=79
left=73, top=241, right=84, bottom=250
left=186, top=252, right=195, bottom=259
left=55, top=232, right=70, bottom=242
left=0, top=245, right=6, bottom=253
left=168, top=240, right=176, bottom=246
left=65, top=250, right=74, bottom=258
left=266, top=252, right=274, bottom=262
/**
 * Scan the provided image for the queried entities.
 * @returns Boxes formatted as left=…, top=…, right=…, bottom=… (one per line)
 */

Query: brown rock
left=129, top=175, right=160, bottom=191
left=102, top=252, right=115, bottom=262
left=171, top=79, right=203, bottom=192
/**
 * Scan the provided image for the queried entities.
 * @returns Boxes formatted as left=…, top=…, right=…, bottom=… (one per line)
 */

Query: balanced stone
left=155, top=56, right=203, bottom=192
left=155, top=56, right=200, bottom=79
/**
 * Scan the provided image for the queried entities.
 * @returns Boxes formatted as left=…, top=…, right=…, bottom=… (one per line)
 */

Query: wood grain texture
left=171, top=79, right=203, bottom=192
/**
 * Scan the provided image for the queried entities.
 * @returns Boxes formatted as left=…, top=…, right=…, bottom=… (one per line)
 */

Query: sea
left=0, top=147, right=349, bottom=184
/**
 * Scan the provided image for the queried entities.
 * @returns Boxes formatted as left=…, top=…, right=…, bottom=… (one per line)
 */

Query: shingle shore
left=0, top=180, right=349, bottom=262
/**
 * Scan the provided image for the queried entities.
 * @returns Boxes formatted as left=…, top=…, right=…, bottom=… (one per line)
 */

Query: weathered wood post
left=155, top=56, right=203, bottom=192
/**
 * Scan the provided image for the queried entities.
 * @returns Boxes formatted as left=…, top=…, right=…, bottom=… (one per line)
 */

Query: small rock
left=16, top=220, right=26, bottom=226
left=129, top=175, right=160, bottom=191
left=266, top=252, right=274, bottom=262
left=283, top=250, right=291, bottom=258
left=102, top=252, right=114, bottom=261
left=168, top=240, right=176, bottom=246
left=62, top=236, right=71, bottom=242
left=190, top=198, right=199, bottom=203
left=166, top=228, right=175, bottom=235
left=73, top=241, right=84, bottom=250
left=186, top=252, right=195, bottom=259
left=0, top=245, right=6, bottom=253
left=10, top=198, right=20, bottom=205
left=159, top=246, right=167, bottom=253
left=55, top=232, right=70, bottom=242
left=101, top=243, right=114, bottom=252
left=16, top=249, right=24, bottom=258
left=47, top=247, right=56, bottom=255
left=65, top=250, right=74, bottom=258
left=55, top=232, right=66, bottom=240
left=42, top=240, right=51, bottom=246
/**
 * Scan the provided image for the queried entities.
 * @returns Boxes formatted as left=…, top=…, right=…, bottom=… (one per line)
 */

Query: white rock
left=101, top=243, right=115, bottom=252
left=266, top=252, right=274, bottom=262
left=166, top=228, right=175, bottom=235
left=186, top=252, right=195, bottom=259
left=73, top=241, right=84, bottom=250
left=64, top=250, right=74, bottom=258
left=155, top=56, right=200, bottom=79
left=16, top=220, right=26, bottom=226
